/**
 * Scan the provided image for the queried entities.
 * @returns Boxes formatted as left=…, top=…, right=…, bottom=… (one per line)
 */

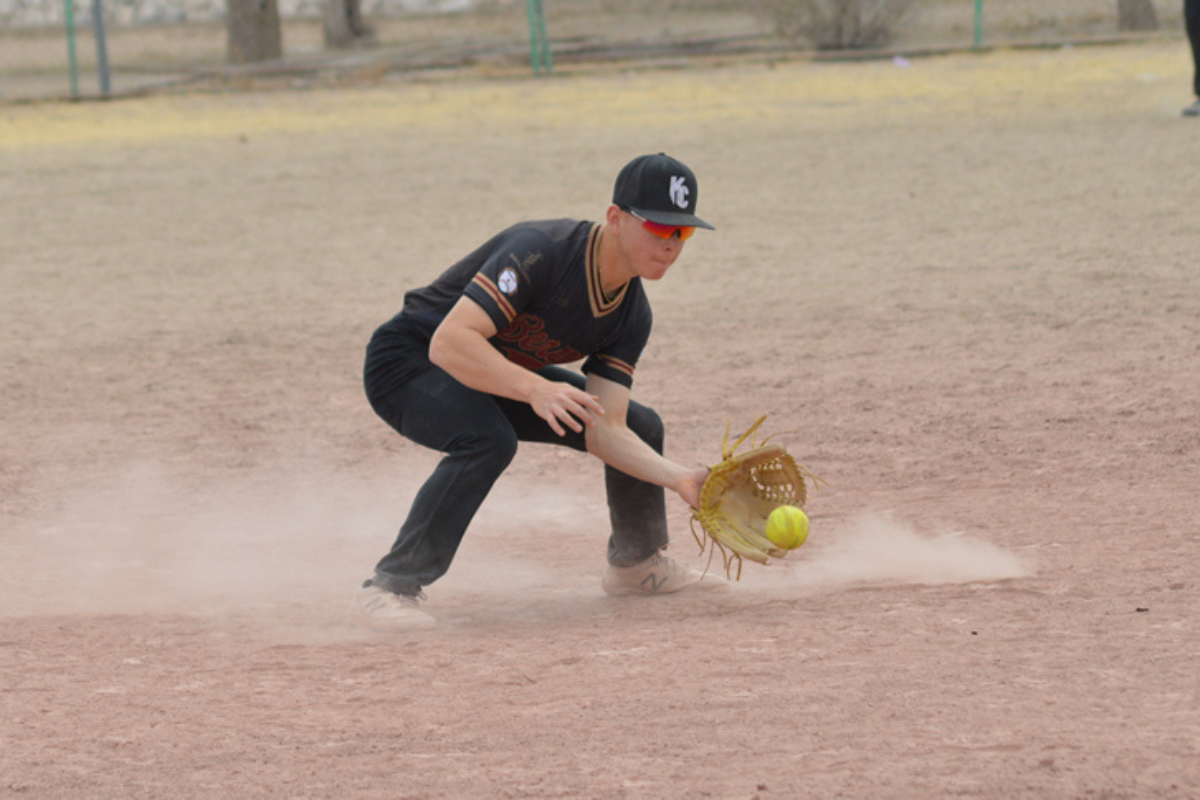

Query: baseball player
left=357, top=153, right=726, bottom=629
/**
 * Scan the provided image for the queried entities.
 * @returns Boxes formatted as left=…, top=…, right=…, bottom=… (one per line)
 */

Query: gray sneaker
left=602, top=550, right=729, bottom=596
left=355, top=584, right=437, bottom=630
left=1183, top=100, right=1200, bottom=117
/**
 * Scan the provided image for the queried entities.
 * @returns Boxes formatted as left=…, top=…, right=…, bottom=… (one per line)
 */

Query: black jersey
left=370, top=219, right=653, bottom=394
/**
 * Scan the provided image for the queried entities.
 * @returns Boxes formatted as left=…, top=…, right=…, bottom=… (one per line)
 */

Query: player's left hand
left=675, top=465, right=710, bottom=509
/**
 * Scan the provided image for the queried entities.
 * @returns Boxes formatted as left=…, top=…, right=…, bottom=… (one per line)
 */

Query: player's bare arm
left=429, top=297, right=606, bottom=437
left=584, top=373, right=709, bottom=508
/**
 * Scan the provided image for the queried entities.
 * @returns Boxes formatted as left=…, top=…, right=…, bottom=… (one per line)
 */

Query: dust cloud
left=0, top=460, right=405, bottom=620
left=0, top=458, right=603, bottom=627
left=1, top=460, right=1029, bottom=630
left=777, top=514, right=1032, bottom=589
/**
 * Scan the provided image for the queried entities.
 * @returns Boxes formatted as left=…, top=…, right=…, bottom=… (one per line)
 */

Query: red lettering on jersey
left=496, top=313, right=583, bottom=367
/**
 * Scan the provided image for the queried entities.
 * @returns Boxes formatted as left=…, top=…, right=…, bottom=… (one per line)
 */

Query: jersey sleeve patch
left=469, top=272, right=518, bottom=325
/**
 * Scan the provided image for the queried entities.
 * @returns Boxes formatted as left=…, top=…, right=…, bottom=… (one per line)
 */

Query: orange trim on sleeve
left=595, top=353, right=635, bottom=379
left=471, top=273, right=517, bottom=323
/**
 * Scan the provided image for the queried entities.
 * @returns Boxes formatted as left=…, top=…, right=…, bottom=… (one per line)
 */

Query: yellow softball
left=765, top=505, right=809, bottom=550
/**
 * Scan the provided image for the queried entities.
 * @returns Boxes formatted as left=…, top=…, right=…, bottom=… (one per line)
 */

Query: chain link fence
left=0, top=0, right=1188, bottom=103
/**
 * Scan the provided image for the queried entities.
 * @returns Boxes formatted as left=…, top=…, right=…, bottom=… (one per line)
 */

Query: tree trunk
left=324, top=0, right=375, bottom=49
left=227, top=0, right=283, bottom=64
left=1117, top=0, right=1159, bottom=31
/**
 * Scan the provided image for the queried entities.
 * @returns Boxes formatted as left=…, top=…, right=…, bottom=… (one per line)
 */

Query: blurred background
left=0, top=0, right=1187, bottom=103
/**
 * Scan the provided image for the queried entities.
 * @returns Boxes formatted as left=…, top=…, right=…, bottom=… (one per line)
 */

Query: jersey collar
left=587, top=223, right=627, bottom=315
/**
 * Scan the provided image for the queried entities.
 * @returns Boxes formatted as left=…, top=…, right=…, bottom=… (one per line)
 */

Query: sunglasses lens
left=641, top=220, right=695, bottom=241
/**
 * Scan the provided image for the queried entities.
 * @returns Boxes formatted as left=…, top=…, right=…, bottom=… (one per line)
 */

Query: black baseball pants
left=363, top=342, right=670, bottom=597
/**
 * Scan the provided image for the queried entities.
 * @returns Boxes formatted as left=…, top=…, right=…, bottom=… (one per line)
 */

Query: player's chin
left=642, top=261, right=675, bottom=281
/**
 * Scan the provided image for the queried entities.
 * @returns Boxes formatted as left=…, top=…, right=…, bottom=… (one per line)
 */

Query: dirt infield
left=3, top=40, right=1199, bottom=797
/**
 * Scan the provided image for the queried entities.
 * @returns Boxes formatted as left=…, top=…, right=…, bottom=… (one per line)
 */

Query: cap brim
left=629, top=207, right=715, bottom=231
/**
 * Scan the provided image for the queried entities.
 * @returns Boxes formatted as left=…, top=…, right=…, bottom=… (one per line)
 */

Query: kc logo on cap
left=668, top=176, right=689, bottom=210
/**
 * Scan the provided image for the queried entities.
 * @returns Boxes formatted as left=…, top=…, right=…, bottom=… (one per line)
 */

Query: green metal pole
left=525, top=0, right=538, bottom=73
left=973, top=0, right=983, bottom=47
left=536, top=0, right=552, bottom=74
left=525, top=0, right=552, bottom=75
left=64, top=0, right=79, bottom=98
left=91, top=0, right=111, bottom=96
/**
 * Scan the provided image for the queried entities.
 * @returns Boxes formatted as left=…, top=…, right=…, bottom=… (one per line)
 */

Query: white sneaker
left=602, top=550, right=728, bottom=596
left=355, top=584, right=437, bottom=630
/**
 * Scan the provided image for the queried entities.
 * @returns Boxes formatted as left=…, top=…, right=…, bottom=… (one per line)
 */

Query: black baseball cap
left=612, top=153, right=715, bottom=230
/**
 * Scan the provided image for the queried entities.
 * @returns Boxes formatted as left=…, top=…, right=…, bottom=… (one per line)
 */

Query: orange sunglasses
left=628, top=210, right=695, bottom=241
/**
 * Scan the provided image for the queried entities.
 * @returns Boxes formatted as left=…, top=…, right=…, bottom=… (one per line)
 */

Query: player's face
left=622, top=211, right=685, bottom=281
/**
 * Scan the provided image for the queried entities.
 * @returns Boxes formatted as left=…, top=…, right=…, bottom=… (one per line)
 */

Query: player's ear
left=605, top=204, right=623, bottom=228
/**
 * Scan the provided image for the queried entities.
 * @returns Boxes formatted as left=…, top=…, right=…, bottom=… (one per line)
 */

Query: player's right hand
left=531, top=381, right=605, bottom=437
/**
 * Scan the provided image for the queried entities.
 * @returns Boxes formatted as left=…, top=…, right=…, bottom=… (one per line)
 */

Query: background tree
left=227, top=0, right=283, bottom=63
left=324, top=0, right=376, bottom=49
left=1117, top=0, right=1158, bottom=31
left=762, top=0, right=914, bottom=50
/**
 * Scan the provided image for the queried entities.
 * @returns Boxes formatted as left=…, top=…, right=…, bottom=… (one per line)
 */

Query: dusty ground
left=3, top=38, right=1200, bottom=797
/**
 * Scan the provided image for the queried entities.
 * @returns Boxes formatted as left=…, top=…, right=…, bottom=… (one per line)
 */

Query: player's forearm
left=429, top=324, right=545, bottom=404
left=587, top=422, right=693, bottom=494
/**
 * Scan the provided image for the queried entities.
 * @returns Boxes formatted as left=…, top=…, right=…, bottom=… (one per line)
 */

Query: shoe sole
left=602, top=573, right=729, bottom=597
left=352, top=593, right=437, bottom=631
left=354, top=611, right=437, bottom=631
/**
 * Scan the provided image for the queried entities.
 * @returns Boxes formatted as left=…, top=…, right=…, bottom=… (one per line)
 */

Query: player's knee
left=462, top=426, right=519, bottom=474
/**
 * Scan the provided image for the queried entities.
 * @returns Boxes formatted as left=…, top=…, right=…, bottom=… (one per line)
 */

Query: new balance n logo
left=640, top=572, right=668, bottom=593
